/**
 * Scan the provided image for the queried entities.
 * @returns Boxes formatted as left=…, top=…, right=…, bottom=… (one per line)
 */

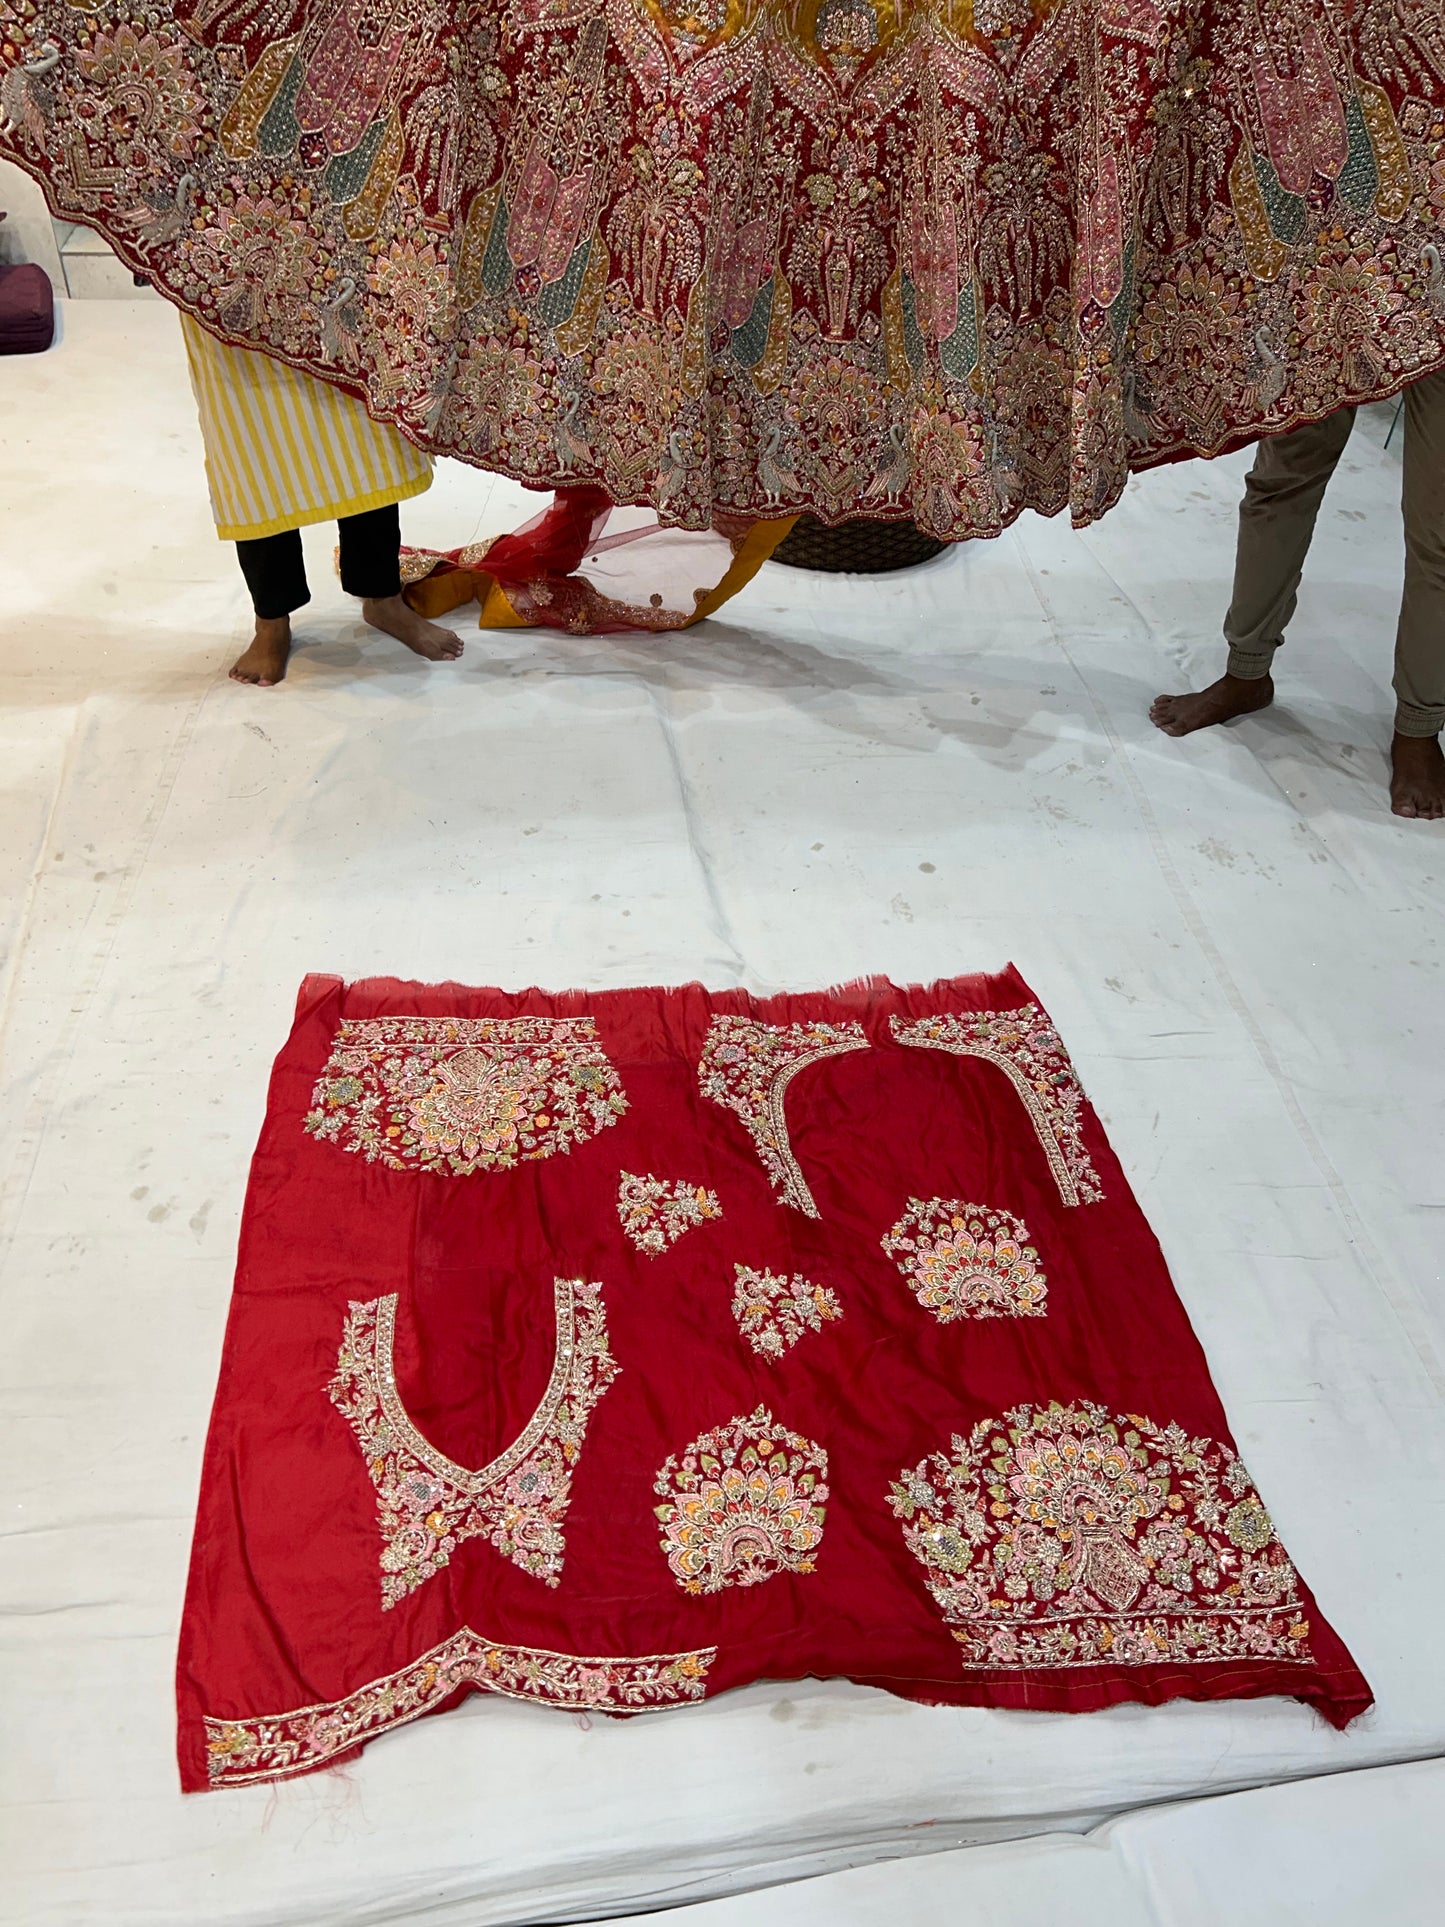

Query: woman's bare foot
left=1150, top=672, right=1275, bottom=737
left=362, top=594, right=464, bottom=662
left=230, top=615, right=291, bottom=687
left=1390, top=733, right=1445, bottom=820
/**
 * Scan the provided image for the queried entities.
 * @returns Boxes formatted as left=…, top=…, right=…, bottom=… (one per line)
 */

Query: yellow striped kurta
left=181, top=316, right=434, bottom=542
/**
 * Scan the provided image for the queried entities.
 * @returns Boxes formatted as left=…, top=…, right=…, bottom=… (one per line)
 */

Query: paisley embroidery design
left=330, top=1281, right=618, bottom=1605
left=731, top=1264, right=843, bottom=1358
left=890, top=1006, right=1102, bottom=1206
left=698, top=1016, right=869, bottom=1215
left=881, top=1198, right=1047, bottom=1321
left=617, top=1170, right=722, bottom=1254
left=304, top=1016, right=628, bottom=1175
left=204, top=1628, right=716, bottom=1785
left=655, top=1405, right=828, bottom=1594
left=889, top=1402, right=1313, bottom=1670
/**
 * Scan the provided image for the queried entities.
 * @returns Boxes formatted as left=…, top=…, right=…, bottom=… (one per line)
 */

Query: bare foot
left=230, top=615, right=291, bottom=687
left=1390, top=733, right=1445, bottom=820
left=1150, top=672, right=1275, bottom=737
left=362, top=594, right=463, bottom=662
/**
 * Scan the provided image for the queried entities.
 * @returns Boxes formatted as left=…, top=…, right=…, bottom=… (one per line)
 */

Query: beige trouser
left=1224, top=368, right=1445, bottom=738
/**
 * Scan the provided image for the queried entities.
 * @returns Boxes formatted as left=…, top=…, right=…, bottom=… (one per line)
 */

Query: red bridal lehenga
left=5, top=0, right=1445, bottom=622
left=177, top=971, right=1370, bottom=1790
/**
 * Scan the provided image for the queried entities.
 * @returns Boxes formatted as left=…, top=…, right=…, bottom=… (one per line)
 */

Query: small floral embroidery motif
left=731, top=1265, right=843, bottom=1358
left=203, top=1628, right=716, bottom=1786
left=655, top=1405, right=829, bottom=1594
left=698, top=1015, right=869, bottom=1216
left=304, top=1017, right=628, bottom=1176
left=330, top=1282, right=618, bottom=1606
left=617, top=1171, right=722, bottom=1255
left=888, top=1402, right=1313, bottom=1670
left=880, top=1199, right=1047, bottom=1321
left=890, top=1006, right=1103, bottom=1207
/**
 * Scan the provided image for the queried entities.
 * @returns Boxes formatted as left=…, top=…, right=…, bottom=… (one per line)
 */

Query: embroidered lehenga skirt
left=5, top=0, right=1445, bottom=568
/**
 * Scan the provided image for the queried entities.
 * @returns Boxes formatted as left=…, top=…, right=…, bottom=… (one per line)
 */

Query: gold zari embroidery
left=731, top=1264, right=843, bottom=1357
left=889, top=1402, right=1314, bottom=1671
left=698, top=1016, right=868, bottom=1215
left=618, top=1170, right=723, bottom=1254
left=881, top=1198, right=1047, bottom=1320
left=7, top=0, right=1445, bottom=541
left=304, top=1016, right=628, bottom=1176
left=656, top=1404, right=829, bottom=1593
left=891, top=1006, right=1103, bottom=1206
left=330, top=1281, right=619, bottom=1605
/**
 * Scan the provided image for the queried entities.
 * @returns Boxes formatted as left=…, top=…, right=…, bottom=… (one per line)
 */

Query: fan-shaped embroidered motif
left=655, top=1405, right=829, bottom=1594
left=881, top=1198, right=1047, bottom=1320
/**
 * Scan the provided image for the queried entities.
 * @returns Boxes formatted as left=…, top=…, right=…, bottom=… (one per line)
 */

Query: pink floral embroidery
left=698, top=1016, right=869, bottom=1215
left=304, top=1016, right=628, bottom=1176
left=655, top=1405, right=829, bottom=1593
left=890, top=1006, right=1103, bottom=1206
left=731, top=1265, right=843, bottom=1358
left=880, top=1198, right=1047, bottom=1320
left=889, top=1402, right=1313, bottom=1670
left=329, top=1281, right=618, bottom=1605
left=203, top=1628, right=715, bottom=1785
left=617, top=1170, right=722, bottom=1254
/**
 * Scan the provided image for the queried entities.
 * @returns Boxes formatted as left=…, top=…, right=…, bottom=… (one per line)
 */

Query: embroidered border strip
left=204, top=1629, right=717, bottom=1786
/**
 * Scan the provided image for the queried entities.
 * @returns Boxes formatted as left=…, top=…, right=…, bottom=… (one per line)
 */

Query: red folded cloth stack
left=0, top=261, right=56, bottom=355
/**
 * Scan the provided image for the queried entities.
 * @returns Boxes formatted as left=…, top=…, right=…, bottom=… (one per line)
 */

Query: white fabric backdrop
left=1, top=306, right=1441, bottom=1926
left=600, top=1757, right=1445, bottom=1926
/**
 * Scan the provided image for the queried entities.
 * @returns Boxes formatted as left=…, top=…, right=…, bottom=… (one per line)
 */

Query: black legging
left=235, top=502, right=402, bottom=620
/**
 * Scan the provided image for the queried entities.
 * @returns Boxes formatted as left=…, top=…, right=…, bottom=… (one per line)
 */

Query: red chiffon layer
left=396, top=487, right=797, bottom=632
left=178, top=970, right=1369, bottom=1791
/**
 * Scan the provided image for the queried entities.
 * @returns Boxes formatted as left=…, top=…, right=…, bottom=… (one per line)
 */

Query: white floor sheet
left=1, top=304, right=1441, bottom=1927
left=599, top=1756, right=1445, bottom=1926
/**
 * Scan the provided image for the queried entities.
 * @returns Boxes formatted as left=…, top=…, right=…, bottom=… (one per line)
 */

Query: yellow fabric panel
left=180, top=317, right=433, bottom=542
left=687, top=517, right=797, bottom=623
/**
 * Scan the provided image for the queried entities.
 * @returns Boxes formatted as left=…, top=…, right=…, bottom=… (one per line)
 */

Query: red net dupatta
left=179, top=969, right=1370, bottom=1792
left=399, top=491, right=796, bottom=635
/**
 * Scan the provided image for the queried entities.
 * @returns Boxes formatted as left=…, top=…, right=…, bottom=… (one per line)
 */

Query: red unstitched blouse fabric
left=178, top=969, right=1369, bottom=1791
